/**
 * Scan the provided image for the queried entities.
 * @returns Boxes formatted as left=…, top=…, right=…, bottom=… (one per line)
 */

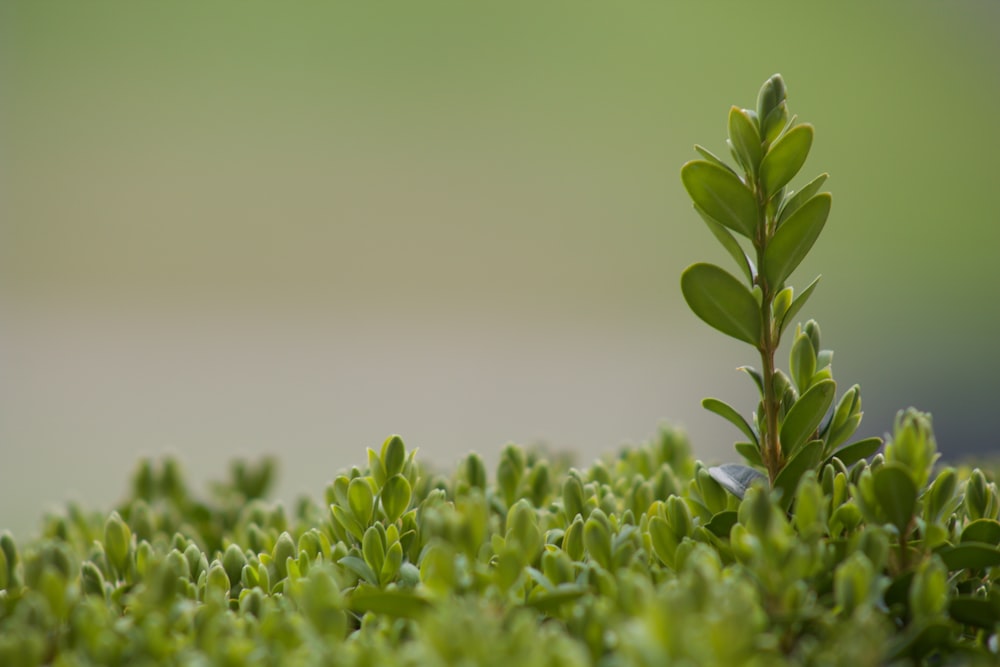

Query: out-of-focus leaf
left=938, top=543, right=1000, bottom=571
left=873, top=463, right=917, bottom=535
left=948, top=596, right=1000, bottom=628
left=348, top=585, right=431, bottom=619
left=734, top=442, right=764, bottom=467
left=825, top=437, right=882, bottom=468
left=681, top=263, right=761, bottom=346
left=773, top=440, right=823, bottom=509
left=961, top=519, right=1000, bottom=546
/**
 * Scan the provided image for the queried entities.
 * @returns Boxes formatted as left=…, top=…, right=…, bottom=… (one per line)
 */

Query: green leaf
left=680, top=160, right=759, bottom=238
left=734, top=441, right=763, bottom=467
left=961, top=519, right=1000, bottom=546
left=694, top=144, right=737, bottom=175
left=949, top=596, right=1000, bottom=629
left=937, top=543, right=1000, bottom=571
left=778, top=275, right=821, bottom=337
left=338, top=555, right=379, bottom=586
left=773, top=440, right=823, bottom=509
left=728, top=107, right=762, bottom=175
left=873, top=463, right=917, bottom=534
left=525, top=583, right=587, bottom=613
left=756, top=74, right=786, bottom=129
left=789, top=332, right=817, bottom=395
left=780, top=379, right=836, bottom=459
left=705, top=510, right=739, bottom=538
left=759, top=124, right=814, bottom=199
left=681, top=263, right=761, bottom=346
left=825, top=437, right=882, bottom=468
left=694, top=205, right=755, bottom=283
left=348, top=585, right=431, bottom=619
left=777, top=173, right=828, bottom=225
left=737, top=366, right=764, bottom=395
left=348, top=477, right=374, bottom=526
left=761, top=101, right=788, bottom=144
left=702, top=398, right=757, bottom=446
left=380, top=474, right=412, bottom=523
left=764, top=193, right=831, bottom=289
left=381, top=435, right=406, bottom=478
left=707, top=464, right=766, bottom=500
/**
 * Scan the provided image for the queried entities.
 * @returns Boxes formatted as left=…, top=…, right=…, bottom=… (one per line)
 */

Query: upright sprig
left=680, top=75, right=880, bottom=492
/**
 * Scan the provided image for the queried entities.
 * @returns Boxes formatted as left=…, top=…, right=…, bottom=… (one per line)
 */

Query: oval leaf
left=705, top=510, right=739, bottom=538
left=694, top=204, right=755, bottom=283
left=728, top=107, right=762, bottom=175
left=681, top=263, right=761, bottom=346
left=949, top=596, right=1000, bottom=629
left=938, top=543, right=1000, bottom=571
left=349, top=585, right=431, bottom=619
left=780, top=379, right=836, bottom=459
left=759, top=124, right=814, bottom=199
left=873, top=463, right=917, bottom=534
left=961, top=519, right=1000, bottom=546
left=702, top=398, right=758, bottom=446
left=764, top=193, right=831, bottom=289
left=680, top=160, right=759, bottom=238
left=778, top=172, right=828, bottom=225
left=734, top=441, right=764, bottom=467
left=825, top=437, right=882, bottom=468
left=773, top=440, right=823, bottom=509
left=707, top=464, right=766, bottom=500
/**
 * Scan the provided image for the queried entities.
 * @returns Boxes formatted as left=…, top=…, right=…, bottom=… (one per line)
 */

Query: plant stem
left=756, top=191, right=782, bottom=485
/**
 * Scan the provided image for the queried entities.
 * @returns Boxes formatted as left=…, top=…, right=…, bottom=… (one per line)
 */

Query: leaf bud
left=103, top=512, right=132, bottom=576
left=884, top=408, right=939, bottom=489
left=757, top=74, right=787, bottom=134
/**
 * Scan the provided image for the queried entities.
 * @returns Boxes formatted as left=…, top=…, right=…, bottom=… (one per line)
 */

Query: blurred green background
left=2, top=1, right=999, bottom=537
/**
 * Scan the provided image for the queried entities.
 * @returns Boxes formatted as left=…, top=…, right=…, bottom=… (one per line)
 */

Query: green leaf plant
left=680, top=74, right=880, bottom=494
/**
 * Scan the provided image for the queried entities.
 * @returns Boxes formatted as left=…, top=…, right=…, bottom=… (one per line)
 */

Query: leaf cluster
left=2, top=422, right=1000, bottom=665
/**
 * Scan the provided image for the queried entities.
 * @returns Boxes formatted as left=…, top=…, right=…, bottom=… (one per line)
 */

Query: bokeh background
left=2, top=1, right=999, bottom=537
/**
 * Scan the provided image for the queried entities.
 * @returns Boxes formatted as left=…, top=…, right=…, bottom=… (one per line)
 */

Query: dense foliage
left=4, top=75, right=999, bottom=665
left=2, top=421, right=1000, bottom=666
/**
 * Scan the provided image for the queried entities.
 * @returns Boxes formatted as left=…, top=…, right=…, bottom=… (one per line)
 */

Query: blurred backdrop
left=2, top=1, right=999, bottom=537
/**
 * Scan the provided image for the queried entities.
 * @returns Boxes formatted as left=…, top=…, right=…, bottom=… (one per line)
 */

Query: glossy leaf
left=702, top=398, right=757, bottom=446
left=778, top=173, right=828, bottom=224
left=764, top=193, right=831, bottom=289
left=773, top=440, right=823, bottom=509
left=780, top=379, right=836, bottom=459
left=728, top=106, right=762, bottom=175
left=708, top=464, right=766, bottom=500
left=873, top=463, right=917, bottom=534
left=681, top=263, right=761, bottom=346
left=694, top=204, right=755, bottom=283
left=759, top=124, right=814, bottom=199
left=680, top=160, right=758, bottom=238
left=825, top=437, right=882, bottom=468
left=756, top=74, right=786, bottom=129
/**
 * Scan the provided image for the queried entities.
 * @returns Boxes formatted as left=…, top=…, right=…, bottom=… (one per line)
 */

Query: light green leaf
left=789, top=332, right=817, bottom=395
left=338, top=555, right=378, bottom=586
left=681, top=263, right=761, bottom=346
left=734, top=441, right=764, bottom=467
left=780, top=379, right=836, bottom=459
left=764, top=193, right=830, bottom=289
left=728, top=106, right=762, bottom=175
left=525, top=583, right=587, bottom=613
left=778, top=275, right=821, bottom=337
left=778, top=173, right=828, bottom=225
left=702, top=398, right=758, bottom=446
left=347, top=477, right=374, bottom=526
left=694, top=204, right=755, bottom=283
left=694, top=144, right=738, bottom=175
left=873, top=463, right=917, bottom=534
left=773, top=440, right=823, bottom=509
left=381, top=435, right=406, bottom=478
left=759, top=124, right=814, bottom=199
left=380, top=474, right=412, bottom=523
left=681, top=160, right=759, bottom=238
